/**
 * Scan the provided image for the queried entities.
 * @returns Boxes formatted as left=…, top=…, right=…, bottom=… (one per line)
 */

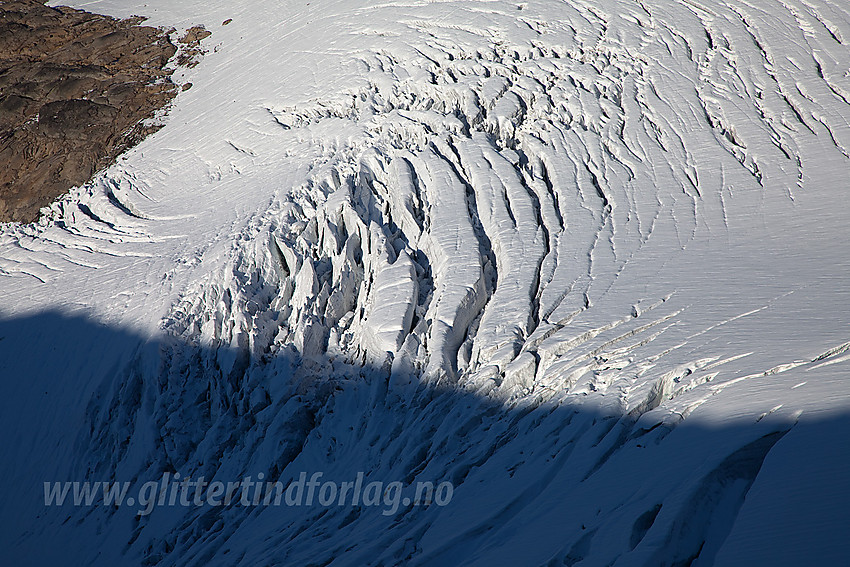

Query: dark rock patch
left=0, top=0, right=208, bottom=223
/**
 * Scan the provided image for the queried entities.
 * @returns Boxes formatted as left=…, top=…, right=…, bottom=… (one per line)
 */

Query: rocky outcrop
left=0, top=0, right=200, bottom=223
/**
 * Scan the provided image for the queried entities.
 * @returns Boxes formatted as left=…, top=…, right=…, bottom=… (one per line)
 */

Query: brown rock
left=175, top=25, right=211, bottom=68
left=0, top=0, right=208, bottom=223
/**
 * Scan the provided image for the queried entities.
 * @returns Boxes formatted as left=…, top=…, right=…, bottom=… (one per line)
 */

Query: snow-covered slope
left=1, top=0, right=849, bottom=564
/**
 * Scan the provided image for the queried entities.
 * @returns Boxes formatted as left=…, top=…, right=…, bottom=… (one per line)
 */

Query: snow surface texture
left=1, top=0, right=849, bottom=565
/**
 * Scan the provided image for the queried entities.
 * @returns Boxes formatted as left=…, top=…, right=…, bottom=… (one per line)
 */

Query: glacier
left=1, top=0, right=849, bottom=564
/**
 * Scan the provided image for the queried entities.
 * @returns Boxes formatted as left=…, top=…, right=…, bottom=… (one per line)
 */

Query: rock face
left=0, top=0, right=188, bottom=223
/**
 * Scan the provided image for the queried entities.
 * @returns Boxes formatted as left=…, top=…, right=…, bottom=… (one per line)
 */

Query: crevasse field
left=1, top=0, right=849, bottom=565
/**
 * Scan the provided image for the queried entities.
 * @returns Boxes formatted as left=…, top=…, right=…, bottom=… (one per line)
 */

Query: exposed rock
left=175, top=25, right=211, bottom=68
left=0, top=0, right=205, bottom=223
